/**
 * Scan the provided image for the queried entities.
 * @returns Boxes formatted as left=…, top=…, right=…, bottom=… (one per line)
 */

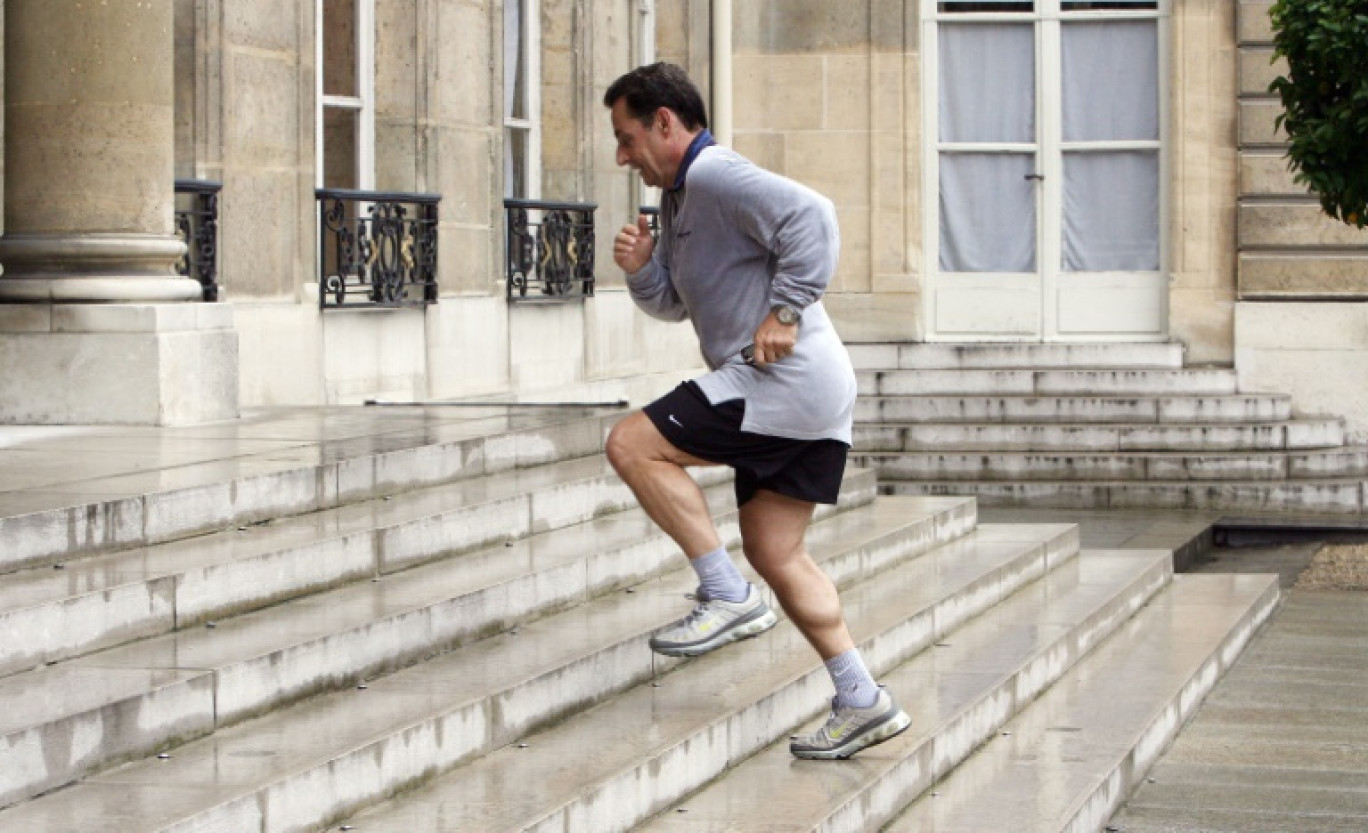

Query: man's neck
left=669, top=128, right=716, bottom=191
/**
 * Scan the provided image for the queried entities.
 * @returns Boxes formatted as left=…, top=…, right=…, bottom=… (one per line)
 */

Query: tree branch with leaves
left=1269, top=0, right=1368, bottom=227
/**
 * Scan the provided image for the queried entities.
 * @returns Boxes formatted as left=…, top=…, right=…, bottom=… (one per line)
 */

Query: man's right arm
left=615, top=213, right=688, bottom=322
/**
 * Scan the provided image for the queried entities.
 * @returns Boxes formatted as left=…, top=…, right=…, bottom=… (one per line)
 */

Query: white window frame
left=505, top=0, right=542, bottom=200
left=635, top=0, right=659, bottom=209
left=316, top=0, right=376, bottom=190
left=920, top=0, right=1170, bottom=341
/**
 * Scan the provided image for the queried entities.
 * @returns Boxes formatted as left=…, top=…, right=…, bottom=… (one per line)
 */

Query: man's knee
left=606, top=412, right=650, bottom=475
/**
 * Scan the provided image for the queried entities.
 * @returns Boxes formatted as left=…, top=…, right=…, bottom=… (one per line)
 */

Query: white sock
left=826, top=649, right=880, bottom=709
left=689, top=546, right=750, bottom=603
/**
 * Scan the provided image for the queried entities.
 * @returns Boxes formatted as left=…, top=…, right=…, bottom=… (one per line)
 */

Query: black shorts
left=643, top=382, right=849, bottom=506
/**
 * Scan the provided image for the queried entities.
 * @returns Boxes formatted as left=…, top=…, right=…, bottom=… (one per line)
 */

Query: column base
left=0, top=303, right=239, bottom=425
left=0, top=233, right=200, bottom=302
left=0, top=276, right=203, bottom=302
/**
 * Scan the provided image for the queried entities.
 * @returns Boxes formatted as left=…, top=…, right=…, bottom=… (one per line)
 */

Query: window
left=317, top=0, right=375, bottom=190
left=504, top=0, right=541, bottom=199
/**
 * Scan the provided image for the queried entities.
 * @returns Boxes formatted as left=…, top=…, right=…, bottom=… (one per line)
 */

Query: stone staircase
left=849, top=342, right=1368, bottom=516
left=0, top=405, right=1278, bottom=831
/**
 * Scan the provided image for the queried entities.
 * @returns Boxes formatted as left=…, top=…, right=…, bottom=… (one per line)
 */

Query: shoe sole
left=650, top=607, right=779, bottom=658
left=790, top=707, right=913, bottom=761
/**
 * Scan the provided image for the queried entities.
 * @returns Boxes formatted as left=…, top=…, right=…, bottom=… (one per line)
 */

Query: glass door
left=924, top=0, right=1166, bottom=341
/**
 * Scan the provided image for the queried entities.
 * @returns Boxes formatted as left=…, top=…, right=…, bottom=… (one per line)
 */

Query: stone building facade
left=0, top=0, right=1365, bottom=438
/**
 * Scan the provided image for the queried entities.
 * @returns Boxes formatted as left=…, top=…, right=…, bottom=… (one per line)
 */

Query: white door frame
left=921, top=0, right=1171, bottom=343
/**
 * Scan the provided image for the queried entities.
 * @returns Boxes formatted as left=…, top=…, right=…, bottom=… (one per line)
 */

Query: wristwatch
left=773, top=304, right=801, bottom=326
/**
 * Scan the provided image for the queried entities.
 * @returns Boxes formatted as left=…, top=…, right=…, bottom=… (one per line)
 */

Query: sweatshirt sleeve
left=724, top=166, right=840, bottom=311
left=625, top=257, right=690, bottom=322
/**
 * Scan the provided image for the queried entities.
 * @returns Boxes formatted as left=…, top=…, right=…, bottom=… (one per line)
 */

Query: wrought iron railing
left=640, top=205, right=660, bottom=242
left=505, top=199, right=596, bottom=302
left=174, top=179, right=221, bottom=301
left=316, top=188, right=440, bottom=309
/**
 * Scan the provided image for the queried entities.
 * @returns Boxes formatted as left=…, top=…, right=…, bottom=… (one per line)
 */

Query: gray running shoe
left=790, top=688, right=911, bottom=760
left=649, top=584, right=778, bottom=657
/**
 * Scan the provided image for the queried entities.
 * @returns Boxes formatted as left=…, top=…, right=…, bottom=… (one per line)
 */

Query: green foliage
left=1268, top=0, right=1368, bottom=227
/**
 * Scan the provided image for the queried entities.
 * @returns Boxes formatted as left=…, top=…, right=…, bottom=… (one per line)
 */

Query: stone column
left=0, top=0, right=198, bottom=301
left=0, top=0, right=239, bottom=424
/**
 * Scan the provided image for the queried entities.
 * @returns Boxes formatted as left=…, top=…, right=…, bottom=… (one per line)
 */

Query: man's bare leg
left=605, top=411, right=720, bottom=557
left=737, top=489, right=853, bottom=659
left=739, top=489, right=912, bottom=759
left=606, top=411, right=776, bottom=656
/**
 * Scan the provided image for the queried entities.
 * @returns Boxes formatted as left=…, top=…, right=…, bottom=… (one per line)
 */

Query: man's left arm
left=735, top=176, right=840, bottom=366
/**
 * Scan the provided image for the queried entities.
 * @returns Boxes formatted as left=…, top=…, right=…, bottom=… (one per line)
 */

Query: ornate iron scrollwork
left=317, top=188, right=441, bottom=309
left=640, top=205, right=660, bottom=243
left=505, top=199, right=597, bottom=302
left=174, top=179, right=221, bottom=301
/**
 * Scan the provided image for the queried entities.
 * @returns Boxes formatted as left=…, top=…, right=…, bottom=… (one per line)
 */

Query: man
left=602, top=62, right=910, bottom=760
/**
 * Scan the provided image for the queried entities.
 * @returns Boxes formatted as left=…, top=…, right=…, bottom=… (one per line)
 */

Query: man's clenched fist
left=613, top=214, right=654, bottom=274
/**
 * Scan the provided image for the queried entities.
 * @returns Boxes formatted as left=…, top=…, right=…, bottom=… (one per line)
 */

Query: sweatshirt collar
left=669, top=128, right=716, bottom=191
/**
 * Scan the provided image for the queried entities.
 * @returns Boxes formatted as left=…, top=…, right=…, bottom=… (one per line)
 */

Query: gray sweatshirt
left=626, top=144, right=857, bottom=444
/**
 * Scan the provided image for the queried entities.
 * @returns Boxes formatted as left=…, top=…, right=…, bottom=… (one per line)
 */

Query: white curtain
left=938, top=19, right=1160, bottom=274
left=938, top=23, right=1034, bottom=144
left=1062, top=21, right=1158, bottom=143
left=938, top=23, right=1036, bottom=272
left=1063, top=151, right=1159, bottom=271
left=1061, top=20, right=1159, bottom=271
left=941, top=153, right=1037, bottom=273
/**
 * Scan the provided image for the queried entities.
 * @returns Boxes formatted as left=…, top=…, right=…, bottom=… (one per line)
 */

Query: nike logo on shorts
left=669, top=414, right=684, bottom=428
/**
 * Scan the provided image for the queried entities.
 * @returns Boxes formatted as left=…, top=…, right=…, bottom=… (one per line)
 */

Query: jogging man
left=602, top=62, right=910, bottom=760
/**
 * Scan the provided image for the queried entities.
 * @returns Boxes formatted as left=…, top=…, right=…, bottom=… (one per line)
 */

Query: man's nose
left=615, top=146, right=630, bottom=167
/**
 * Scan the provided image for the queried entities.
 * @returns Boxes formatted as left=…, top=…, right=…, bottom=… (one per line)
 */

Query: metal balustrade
left=504, top=199, right=597, bottom=302
left=174, top=179, right=221, bottom=302
left=317, top=188, right=440, bottom=309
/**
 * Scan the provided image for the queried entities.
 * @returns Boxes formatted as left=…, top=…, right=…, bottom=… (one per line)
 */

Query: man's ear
left=655, top=107, right=673, bottom=134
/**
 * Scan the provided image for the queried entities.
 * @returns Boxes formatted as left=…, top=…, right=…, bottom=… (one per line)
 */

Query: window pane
left=1062, top=21, right=1158, bottom=142
left=939, top=23, right=1035, bottom=144
left=1063, top=150, right=1159, bottom=271
left=323, top=107, right=358, bottom=190
left=505, top=127, right=528, bottom=199
left=323, top=0, right=357, bottom=98
left=940, top=153, right=1037, bottom=273
left=940, top=1, right=1034, bottom=12
left=1062, top=1, right=1157, bottom=11
left=504, top=0, right=526, bottom=120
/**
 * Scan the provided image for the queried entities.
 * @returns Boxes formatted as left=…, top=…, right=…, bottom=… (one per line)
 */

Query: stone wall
left=163, top=0, right=705, bottom=408
left=731, top=0, right=920, bottom=343
left=728, top=1, right=1244, bottom=354
left=1235, top=0, right=1368, bottom=298
left=1167, top=0, right=1240, bottom=364
left=1234, top=1, right=1368, bottom=441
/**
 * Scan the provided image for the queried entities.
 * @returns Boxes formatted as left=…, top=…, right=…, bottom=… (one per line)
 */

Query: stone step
left=0, top=453, right=730, bottom=678
left=854, top=418, right=1346, bottom=453
left=0, top=470, right=882, bottom=809
left=885, top=573, right=1281, bottom=832
left=882, top=478, right=1368, bottom=515
left=639, top=548, right=1176, bottom=831
left=0, top=409, right=618, bottom=573
left=854, top=447, right=1368, bottom=482
left=857, top=368, right=1239, bottom=398
left=326, top=522, right=1078, bottom=833
left=854, top=393, right=1294, bottom=424
left=0, top=496, right=982, bottom=829
left=847, top=342, right=1186, bottom=371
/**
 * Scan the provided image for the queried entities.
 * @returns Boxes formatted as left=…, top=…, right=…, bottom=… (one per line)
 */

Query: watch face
left=776, top=306, right=799, bottom=325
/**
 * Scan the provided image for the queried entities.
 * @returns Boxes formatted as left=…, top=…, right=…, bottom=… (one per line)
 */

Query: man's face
left=610, top=99, right=673, bottom=189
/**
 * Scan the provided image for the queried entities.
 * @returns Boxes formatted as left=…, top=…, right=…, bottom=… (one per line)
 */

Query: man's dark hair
left=603, top=62, right=709, bottom=131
